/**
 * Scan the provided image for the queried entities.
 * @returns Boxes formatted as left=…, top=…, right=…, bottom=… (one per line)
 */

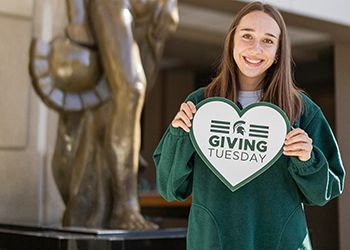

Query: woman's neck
left=238, top=71, right=265, bottom=91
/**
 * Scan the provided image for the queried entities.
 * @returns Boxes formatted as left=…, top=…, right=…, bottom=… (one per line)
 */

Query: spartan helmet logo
left=233, top=121, right=246, bottom=135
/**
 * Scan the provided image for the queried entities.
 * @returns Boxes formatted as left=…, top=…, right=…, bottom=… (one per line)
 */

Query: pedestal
left=0, top=223, right=186, bottom=250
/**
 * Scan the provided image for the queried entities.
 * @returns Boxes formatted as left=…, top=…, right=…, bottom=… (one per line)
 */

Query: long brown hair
left=205, top=1, right=302, bottom=124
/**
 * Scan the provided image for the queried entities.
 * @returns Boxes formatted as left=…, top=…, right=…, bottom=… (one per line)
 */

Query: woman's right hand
left=171, top=101, right=197, bottom=133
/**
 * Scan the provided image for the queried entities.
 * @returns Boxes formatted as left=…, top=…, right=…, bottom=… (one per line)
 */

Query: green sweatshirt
left=153, top=87, right=345, bottom=250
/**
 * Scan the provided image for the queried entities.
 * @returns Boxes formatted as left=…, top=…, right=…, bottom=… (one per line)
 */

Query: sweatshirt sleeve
left=288, top=108, right=346, bottom=206
left=152, top=88, right=205, bottom=202
left=153, top=125, right=195, bottom=202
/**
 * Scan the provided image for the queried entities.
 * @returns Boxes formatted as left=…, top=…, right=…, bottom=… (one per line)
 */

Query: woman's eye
left=242, top=34, right=253, bottom=40
left=263, top=38, right=274, bottom=44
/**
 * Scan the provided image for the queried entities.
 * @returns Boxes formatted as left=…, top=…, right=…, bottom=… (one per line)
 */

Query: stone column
left=0, top=0, right=65, bottom=226
left=335, top=42, right=350, bottom=250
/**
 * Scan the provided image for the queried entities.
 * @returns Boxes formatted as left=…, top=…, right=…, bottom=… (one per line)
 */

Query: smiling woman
left=205, top=2, right=300, bottom=125
left=153, top=1, right=345, bottom=250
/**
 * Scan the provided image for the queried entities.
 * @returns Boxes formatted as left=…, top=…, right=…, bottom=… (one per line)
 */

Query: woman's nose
left=250, top=41, right=263, bottom=54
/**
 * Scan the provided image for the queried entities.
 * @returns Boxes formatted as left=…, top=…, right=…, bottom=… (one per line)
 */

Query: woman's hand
left=283, top=128, right=313, bottom=161
left=171, top=101, right=197, bottom=133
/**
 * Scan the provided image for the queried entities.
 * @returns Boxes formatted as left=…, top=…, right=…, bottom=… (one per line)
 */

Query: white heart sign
left=189, top=97, right=290, bottom=192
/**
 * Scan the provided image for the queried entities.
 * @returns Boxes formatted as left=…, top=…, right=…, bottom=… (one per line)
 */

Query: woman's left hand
left=283, top=128, right=313, bottom=161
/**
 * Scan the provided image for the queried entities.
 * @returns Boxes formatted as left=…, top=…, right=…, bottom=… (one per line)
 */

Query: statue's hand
left=151, top=0, right=179, bottom=40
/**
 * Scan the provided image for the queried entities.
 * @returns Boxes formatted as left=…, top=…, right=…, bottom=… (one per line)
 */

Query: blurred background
left=0, top=0, right=349, bottom=249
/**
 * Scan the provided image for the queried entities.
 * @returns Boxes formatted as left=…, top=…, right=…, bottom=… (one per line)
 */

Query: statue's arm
left=90, top=0, right=146, bottom=94
left=66, top=0, right=95, bottom=46
left=151, top=0, right=179, bottom=39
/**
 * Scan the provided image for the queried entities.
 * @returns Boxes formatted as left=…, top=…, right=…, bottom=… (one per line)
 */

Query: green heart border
left=189, top=97, right=291, bottom=192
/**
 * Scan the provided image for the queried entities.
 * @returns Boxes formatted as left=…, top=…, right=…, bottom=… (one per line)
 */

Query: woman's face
left=233, top=11, right=280, bottom=90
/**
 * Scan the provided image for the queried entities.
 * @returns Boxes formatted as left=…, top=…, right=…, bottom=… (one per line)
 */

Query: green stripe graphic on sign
left=211, top=120, right=230, bottom=125
left=249, top=129, right=269, bottom=134
left=210, top=129, right=230, bottom=134
left=210, top=120, right=230, bottom=134
left=249, top=124, right=269, bottom=138
left=211, top=125, right=230, bottom=129
left=248, top=133, right=268, bottom=138
left=250, top=124, right=269, bottom=129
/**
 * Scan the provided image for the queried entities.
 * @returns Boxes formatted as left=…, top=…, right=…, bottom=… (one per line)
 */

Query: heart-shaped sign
left=189, top=97, right=290, bottom=192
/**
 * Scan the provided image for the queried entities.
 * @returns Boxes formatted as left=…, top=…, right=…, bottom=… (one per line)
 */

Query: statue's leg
left=52, top=112, right=91, bottom=206
left=56, top=110, right=112, bottom=228
left=52, top=112, right=95, bottom=226
left=52, top=114, right=74, bottom=205
left=89, top=0, right=157, bottom=229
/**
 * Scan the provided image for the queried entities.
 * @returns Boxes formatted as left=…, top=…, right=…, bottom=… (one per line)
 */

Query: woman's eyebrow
left=239, top=28, right=278, bottom=39
left=239, top=28, right=255, bottom=32
left=266, top=33, right=278, bottom=39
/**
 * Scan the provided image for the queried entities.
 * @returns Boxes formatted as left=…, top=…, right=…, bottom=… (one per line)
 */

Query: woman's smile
left=243, top=56, right=264, bottom=66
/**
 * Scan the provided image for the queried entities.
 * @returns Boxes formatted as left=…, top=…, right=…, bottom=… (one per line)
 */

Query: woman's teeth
left=245, top=57, right=263, bottom=64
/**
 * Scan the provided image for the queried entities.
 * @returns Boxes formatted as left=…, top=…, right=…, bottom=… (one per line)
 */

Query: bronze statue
left=29, top=0, right=178, bottom=229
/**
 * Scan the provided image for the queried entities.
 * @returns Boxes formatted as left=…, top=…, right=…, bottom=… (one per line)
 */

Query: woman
left=153, top=1, right=345, bottom=249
